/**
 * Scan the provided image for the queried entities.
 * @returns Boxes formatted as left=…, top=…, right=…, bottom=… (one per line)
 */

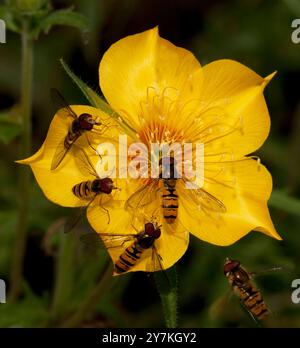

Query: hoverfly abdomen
left=158, top=157, right=179, bottom=224
left=162, top=179, right=178, bottom=224
left=73, top=178, right=114, bottom=199
left=72, top=181, right=94, bottom=199
left=114, top=242, right=144, bottom=274
left=224, top=258, right=269, bottom=322
left=114, top=222, right=161, bottom=274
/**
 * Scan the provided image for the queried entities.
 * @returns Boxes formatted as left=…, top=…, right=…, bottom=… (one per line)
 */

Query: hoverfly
left=125, top=156, right=226, bottom=224
left=224, top=258, right=270, bottom=322
left=80, top=221, right=163, bottom=274
left=71, top=148, right=117, bottom=225
left=50, top=88, right=104, bottom=170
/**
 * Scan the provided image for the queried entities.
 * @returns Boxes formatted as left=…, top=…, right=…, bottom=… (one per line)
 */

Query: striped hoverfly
left=50, top=88, right=106, bottom=170
left=70, top=148, right=118, bottom=225
left=223, top=258, right=282, bottom=322
left=125, top=155, right=226, bottom=224
left=80, top=221, right=163, bottom=274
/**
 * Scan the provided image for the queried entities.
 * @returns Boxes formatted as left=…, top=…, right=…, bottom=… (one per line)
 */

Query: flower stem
left=154, top=266, right=178, bottom=328
left=9, top=20, right=33, bottom=302
left=61, top=260, right=113, bottom=328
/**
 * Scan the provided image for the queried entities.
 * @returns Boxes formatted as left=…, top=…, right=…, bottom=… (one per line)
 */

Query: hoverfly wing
left=125, top=181, right=159, bottom=213
left=63, top=208, right=84, bottom=233
left=150, top=244, right=164, bottom=273
left=185, top=184, right=226, bottom=213
left=80, top=232, right=137, bottom=250
left=50, top=88, right=77, bottom=120
left=74, top=147, right=98, bottom=178
left=51, top=137, right=73, bottom=170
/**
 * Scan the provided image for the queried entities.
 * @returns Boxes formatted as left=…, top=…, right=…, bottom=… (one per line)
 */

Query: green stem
left=154, top=266, right=178, bottom=328
left=51, top=222, right=76, bottom=320
left=61, top=260, right=113, bottom=328
left=9, top=20, right=33, bottom=302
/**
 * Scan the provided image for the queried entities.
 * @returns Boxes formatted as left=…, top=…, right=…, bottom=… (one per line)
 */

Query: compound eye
left=223, top=260, right=240, bottom=275
left=144, top=223, right=155, bottom=236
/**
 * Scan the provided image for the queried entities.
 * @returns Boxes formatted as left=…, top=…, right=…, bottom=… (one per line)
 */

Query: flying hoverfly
left=224, top=258, right=270, bottom=322
left=125, top=156, right=226, bottom=224
left=80, top=221, right=163, bottom=274
left=50, top=88, right=104, bottom=170
left=70, top=148, right=117, bottom=225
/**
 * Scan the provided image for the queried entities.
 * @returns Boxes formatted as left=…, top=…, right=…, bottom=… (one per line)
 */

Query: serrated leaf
left=154, top=266, right=178, bottom=328
left=37, top=8, right=89, bottom=35
left=60, top=58, right=139, bottom=141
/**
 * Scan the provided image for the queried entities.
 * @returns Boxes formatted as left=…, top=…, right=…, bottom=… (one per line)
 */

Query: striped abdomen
left=162, top=179, right=178, bottom=224
left=63, top=124, right=82, bottom=150
left=72, top=180, right=94, bottom=199
left=114, top=242, right=144, bottom=274
left=235, top=283, right=269, bottom=321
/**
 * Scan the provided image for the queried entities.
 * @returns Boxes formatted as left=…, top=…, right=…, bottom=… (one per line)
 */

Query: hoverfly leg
left=99, top=195, right=110, bottom=224
left=85, top=133, right=101, bottom=160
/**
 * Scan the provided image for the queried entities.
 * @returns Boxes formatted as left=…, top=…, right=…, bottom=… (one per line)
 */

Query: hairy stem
left=9, top=20, right=33, bottom=302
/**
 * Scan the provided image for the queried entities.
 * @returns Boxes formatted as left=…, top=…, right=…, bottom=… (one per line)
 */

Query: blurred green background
left=0, top=0, right=300, bottom=328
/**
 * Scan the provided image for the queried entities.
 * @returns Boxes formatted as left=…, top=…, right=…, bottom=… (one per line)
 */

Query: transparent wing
left=64, top=195, right=97, bottom=233
left=184, top=184, right=227, bottom=214
left=51, top=137, right=78, bottom=170
left=50, top=88, right=77, bottom=120
left=80, top=232, right=137, bottom=249
left=63, top=208, right=84, bottom=233
left=147, top=244, right=164, bottom=273
left=125, top=180, right=159, bottom=213
left=74, top=147, right=98, bottom=178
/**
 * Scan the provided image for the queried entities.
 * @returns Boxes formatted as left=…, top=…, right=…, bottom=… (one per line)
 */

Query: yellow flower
left=19, top=27, right=281, bottom=275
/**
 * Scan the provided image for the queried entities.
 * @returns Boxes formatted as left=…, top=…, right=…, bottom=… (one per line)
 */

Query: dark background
left=0, top=0, right=300, bottom=327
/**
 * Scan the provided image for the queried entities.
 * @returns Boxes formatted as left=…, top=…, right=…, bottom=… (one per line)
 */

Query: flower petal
left=190, top=60, right=275, bottom=157
left=178, top=158, right=281, bottom=245
left=17, top=105, right=115, bottom=207
left=200, top=59, right=264, bottom=103
left=99, top=27, right=203, bottom=129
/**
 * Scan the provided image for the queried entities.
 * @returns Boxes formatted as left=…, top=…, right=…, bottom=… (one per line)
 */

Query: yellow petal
left=178, top=158, right=281, bottom=245
left=87, top=199, right=189, bottom=275
left=99, top=27, right=203, bottom=129
left=17, top=105, right=116, bottom=207
left=200, top=59, right=264, bottom=103
left=189, top=60, right=276, bottom=157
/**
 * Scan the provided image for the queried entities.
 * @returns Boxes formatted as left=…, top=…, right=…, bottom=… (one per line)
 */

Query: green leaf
left=0, top=109, right=22, bottom=144
left=60, top=58, right=139, bottom=141
left=0, top=123, right=21, bottom=144
left=154, top=266, right=178, bottom=328
left=269, top=189, right=300, bottom=217
left=0, top=5, right=21, bottom=33
left=37, top=8, right=89, bottom=35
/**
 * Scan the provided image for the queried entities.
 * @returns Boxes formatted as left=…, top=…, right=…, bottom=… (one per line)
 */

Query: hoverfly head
left=78, top=113, right=94, bottom=130
left=224, top=258, right=241, bottom=276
